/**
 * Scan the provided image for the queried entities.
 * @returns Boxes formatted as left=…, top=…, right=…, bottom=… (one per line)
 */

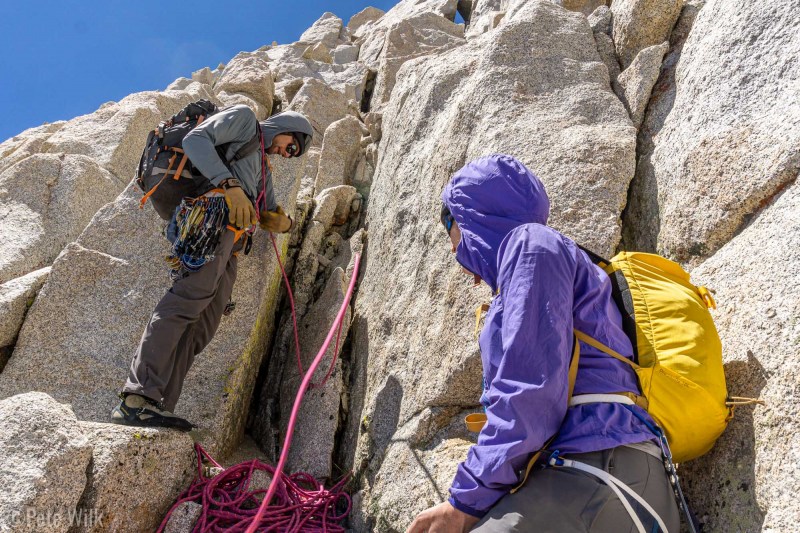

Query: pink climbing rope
left=269, top=233, right=305, bottom=377
left=244, top=250, right=361, bottom=533
left=158, top=234, right=361, bottom=532
left=269, top=231, right=345, bottom=388
left=157, top=443, right=351, bottom=532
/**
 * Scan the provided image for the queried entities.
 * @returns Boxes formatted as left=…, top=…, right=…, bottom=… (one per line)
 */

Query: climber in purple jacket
left=407, top=155, right=680, bottom=532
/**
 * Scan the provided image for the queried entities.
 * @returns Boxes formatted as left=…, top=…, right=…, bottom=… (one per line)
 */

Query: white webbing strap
left=568, top=393, right=635, bottom=407
left=549, top=457, right=669, bottom=533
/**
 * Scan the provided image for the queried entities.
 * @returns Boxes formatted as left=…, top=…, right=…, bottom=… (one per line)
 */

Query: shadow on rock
left=680, top=353, right=767, bottom=532
left=366, top=375, right=404, bottom=486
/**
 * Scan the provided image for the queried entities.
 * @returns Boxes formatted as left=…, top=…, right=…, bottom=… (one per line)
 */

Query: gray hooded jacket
left=182, top=105, right=313, bottom=211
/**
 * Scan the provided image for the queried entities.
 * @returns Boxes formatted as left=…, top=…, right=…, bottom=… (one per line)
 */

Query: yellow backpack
left=574, top=251, right=735, bottom=463
left=466, top=250, right=759, bottom=468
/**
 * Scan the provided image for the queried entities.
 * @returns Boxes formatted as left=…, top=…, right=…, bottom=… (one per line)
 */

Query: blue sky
left=0, top=1, right=400, bottom=143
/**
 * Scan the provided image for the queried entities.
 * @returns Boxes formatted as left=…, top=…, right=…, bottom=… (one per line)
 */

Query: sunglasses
left=286, top=141, right=299, bottom=156
left=440, top=205, right=454, bottom=233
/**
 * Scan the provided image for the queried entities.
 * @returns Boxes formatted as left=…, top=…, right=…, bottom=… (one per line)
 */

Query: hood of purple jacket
left=441, top=154, right=550, bottom=292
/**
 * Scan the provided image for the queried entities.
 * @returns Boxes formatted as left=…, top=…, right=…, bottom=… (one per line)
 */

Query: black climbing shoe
left=111, top=393, right=195, bottom=432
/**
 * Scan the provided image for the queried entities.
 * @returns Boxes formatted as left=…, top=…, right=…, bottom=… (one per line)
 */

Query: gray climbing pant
left=471, top=443, right=681, bottom=533
left=123, top=229, right=244, bottom=411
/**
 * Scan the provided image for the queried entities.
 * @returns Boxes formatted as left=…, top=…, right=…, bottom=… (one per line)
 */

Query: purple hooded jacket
left=442, top=154, right=658, bottom=517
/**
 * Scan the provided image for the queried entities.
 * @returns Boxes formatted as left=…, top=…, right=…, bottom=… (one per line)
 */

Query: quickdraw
left=167, top=194, right=229, bottom=280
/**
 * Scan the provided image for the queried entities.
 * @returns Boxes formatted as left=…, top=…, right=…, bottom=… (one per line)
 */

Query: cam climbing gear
left=166, top=193, right=229, bottom=280
left=135, top=99, right=261, bottom=220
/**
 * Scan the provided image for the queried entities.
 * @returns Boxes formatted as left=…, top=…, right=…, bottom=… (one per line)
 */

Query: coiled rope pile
left=157, top=443, right=351, bottom=532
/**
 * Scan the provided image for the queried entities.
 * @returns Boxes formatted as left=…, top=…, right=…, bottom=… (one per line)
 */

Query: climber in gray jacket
left=112, top=105, right=313, bottom=431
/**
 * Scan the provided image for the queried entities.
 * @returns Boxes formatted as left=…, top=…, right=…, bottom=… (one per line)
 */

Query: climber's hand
left=224, top=186, right=257, bottom=229
left=259, top=205, right=294, bottom=233
left=406, top=502, right=479, bottom=533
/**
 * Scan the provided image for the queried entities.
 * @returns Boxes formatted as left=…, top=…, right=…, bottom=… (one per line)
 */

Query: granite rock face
left=0, top=267, right=49, bottom=349
left=464, top=0, right=506, bottom=38
left=616, top=41, right=669, bottom=128
left=0, top=153, right=125, bottom=285
left=278, top=256, right=357, bottom=479
left=216, top=90, right=268, bottom=120
left=611, top=0, right=681, bottom=70
left=299, top=12, right=346, bottom=49
left=163, top=502, right=203, bottom=533
left=620, top=0, right=704, bottom=253
left=342, top=2, right=635, bottom=529
left=213, top=52, right=275, bottom=112
left=333, top=44, right=361, bottom=65
left=166, top=77, right=193, bottom=91
left=315, top=116, right=365, bottom=191
left=288, top=79, right=354, bottom=147
left=348, top=6, right=386, bottom=36
left=1, top=0, right=797, bottom=531
left=303, top=42, right=333, bottom=64
left=370, top=13, right=465, bottom=107
left=680, top=182, right=800, bottom=532
left=0, top=122, right=66, bottom=175
left=0, top=392, right=92, bottom=533
left=623, top=0, right=800, bottom=262
left=40, top=85, right=215, bottom=180
left=357, top=0, right=458, bottom=74
left=75, top=423, right=195, bottom=533
left=558, top=0, right=608, bottom=16
left=587, top=4, right=611, bottom=35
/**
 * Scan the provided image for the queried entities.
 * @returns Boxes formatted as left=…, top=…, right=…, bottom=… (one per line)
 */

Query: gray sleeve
left=182, top=105, right=256, bottom=187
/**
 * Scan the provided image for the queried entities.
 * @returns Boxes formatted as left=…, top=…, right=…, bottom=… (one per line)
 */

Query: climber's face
left=448, top=220, right=461, bottom=253
left=447, top=220, right=481, bottom=284
left=268, top=134, right=298, bottom=158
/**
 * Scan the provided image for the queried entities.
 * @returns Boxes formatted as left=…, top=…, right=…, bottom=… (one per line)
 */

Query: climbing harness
left=157, top=443, right=350, bottom=532
left=547, top=449, right=669, bottom=533
left=624, top=404, right=701, bottom=533
left=550, top=397, right=701, bottom=533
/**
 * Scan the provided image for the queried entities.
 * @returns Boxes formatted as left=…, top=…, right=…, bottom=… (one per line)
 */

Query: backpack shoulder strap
left=231, top=129, right=261, bottom=162
left=509, top=334, right=581, bottom=494
left=573, top=330, right=637, bottom=369
left=215, top=127, right=261, bottom=165
left=577, top=244, right=610, bottom=268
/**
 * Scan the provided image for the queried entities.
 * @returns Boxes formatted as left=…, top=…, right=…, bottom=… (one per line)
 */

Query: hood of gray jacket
left=260, top=111, right=313, bottom=156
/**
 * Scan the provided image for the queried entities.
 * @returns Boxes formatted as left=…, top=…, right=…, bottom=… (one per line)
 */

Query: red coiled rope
left=157, top=443, right=351, bottom=532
